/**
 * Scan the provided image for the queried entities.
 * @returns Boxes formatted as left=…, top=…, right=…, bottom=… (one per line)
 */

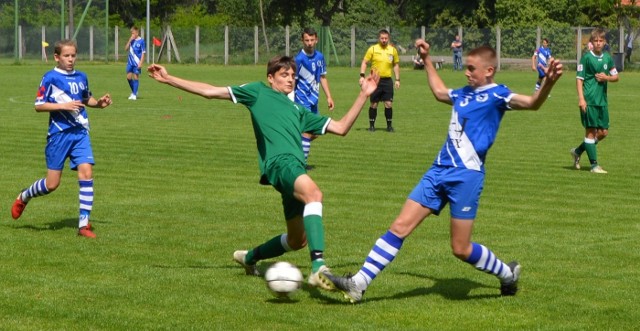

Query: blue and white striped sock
left=353, top=230, right=404, bottom=289
left=78, top=179, right=94, bottom=228
left=21, top=178, right=50, bottom=202
left=465, top=242, right=512, bottom=281
left=302, top=136, right=311, bottom=163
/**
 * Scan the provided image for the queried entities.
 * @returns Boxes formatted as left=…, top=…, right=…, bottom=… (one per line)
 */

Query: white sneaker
left=321, top=273, right=366, bottom=303
left=590, top=165, right=607, bottom=174
left=570, top=148, right=581, bottom=170
left=233, top=250, right=259, bottom=276
left=128, top=94, right=137, bottom=100
left=307, top=265, right=334, bottom=290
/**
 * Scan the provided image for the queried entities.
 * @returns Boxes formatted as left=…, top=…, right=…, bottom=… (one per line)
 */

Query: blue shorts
left=45, top=127, right=94, bottom=171
left=408, top=165, right=484, bottom=220
left=126, top=64, right=141, bottom=75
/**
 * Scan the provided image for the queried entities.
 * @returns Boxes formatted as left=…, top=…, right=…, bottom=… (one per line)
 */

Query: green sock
left=304, top=214, right=326, bottom=272
left=584, top=142, right=598, bottom=166
left=245, top=234, right=287, bottom=264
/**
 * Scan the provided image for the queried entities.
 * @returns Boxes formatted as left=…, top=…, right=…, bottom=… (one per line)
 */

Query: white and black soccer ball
left=264, top=261, right=303, bottom=298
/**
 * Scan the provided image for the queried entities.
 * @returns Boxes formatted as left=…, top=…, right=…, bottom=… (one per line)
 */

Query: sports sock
left=132, top=79, right=139, bottom=95
left=245, top=234, right=290, bottom=265
left=368, top=107, right=377, bottom=128
left=384, top=107, right=393, bottom=128
left=575, top=142, right=585, bottom=156
left=583, top=138, right=598, bottom=166
left=465, top=242, right=512, bottom=281
left=78, top=179, right=94, bottom=228
left=303, top=202, right=326, bottom=272
left=127, top=79, right=133, bottom=92
left=302, top=136, right=311, bottom=163
left=353, top=230, right=404, bottom=289
left=21, top=178, right=50, bottom=203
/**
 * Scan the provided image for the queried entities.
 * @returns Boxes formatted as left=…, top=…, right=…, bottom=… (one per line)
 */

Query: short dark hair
left=54, top=39, right=77, bottom=55
left=378, top=29, right=390, bottom=36
left=302, top=27, right=317, bottom=38
left=266, top=55, right=296, bottom=77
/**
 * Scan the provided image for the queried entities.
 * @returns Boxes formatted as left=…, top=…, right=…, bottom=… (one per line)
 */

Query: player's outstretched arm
left=415, top=39, right=451, bottom=104
left=510, top=57, right=563, bottom=110
left=327, top=71, right=380, bottom=136
left=148, top=64, right=230, bottom=100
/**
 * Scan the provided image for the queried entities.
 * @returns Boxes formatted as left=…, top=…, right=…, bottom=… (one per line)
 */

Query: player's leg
left=447, top=169, right=520, bottom=295
left=71, top=134, right=97, bottom=237
left=452, top=219, right=519, bottom=295
left=131, top=70, right=140, bottom=98
left=301, top=105, right=319, bottom=167
left=323, top=199, right=432, bottom=303
left=12, top=134, right=70, bottom=219
left=384, top=99, right=394, bottom=132
left=322, top=168, right=442, bottom=302
left=369, top=88, right=383, bottom=131
left=126, top=66, right=136, bottom=99
left=12, top=169, right=60, bottom=220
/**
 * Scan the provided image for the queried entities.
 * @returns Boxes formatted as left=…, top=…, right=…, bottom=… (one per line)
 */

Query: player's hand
left=594, top=72, right=608, bottom=82
left=361, top=70, right=380, bottom=96
left=414, top=39, right=430, bottom=61
left=96, top=94, right=112, bottom=108
left=61, top=100, right=85, bottom=112
left=544, top=57, right=563, bottom=82
left=148, top=64, right=170, bottom=83
left=578, top=98, right=587, bottom=113
left=327, top=97, right=335, bottom=112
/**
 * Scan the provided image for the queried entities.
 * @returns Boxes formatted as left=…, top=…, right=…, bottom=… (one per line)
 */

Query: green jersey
left=229, top=82, right=330, bottom=175
left=577, top=51, right=617, bottom=106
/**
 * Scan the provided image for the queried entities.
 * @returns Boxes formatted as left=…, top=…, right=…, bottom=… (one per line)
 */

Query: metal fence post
left=350, top=26, right=355, bottom=67
left=224, top=26, right=229, bottom=65
left=254, top=26, right=259, bottom=65
left=195, top=26, right=200, bottom=64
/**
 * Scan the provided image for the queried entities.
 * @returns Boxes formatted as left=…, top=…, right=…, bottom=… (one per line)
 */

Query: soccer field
left=0, top=63, right=638, bottom=330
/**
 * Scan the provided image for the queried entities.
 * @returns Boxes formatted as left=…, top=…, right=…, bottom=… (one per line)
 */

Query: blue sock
left=132, top=80, right=139, bottom=95
left=127, top=79, right=133, bottom=92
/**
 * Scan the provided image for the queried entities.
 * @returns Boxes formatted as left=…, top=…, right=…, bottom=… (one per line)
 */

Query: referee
left=359, top=29, right=400, bottom=132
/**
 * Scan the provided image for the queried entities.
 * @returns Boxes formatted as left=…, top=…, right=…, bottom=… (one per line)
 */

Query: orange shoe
left=11, top=194, right=28, bottom=220
left=78, top=224, right=96, bottom=238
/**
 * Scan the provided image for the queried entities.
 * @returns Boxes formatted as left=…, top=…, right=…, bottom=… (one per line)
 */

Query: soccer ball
left=264, top=261, right=303, bottom=298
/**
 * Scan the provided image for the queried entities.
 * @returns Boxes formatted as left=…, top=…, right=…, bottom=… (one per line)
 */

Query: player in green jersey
left=570, top=28, right=619, bottom=174
left=147, top=56, right=379, bottom=290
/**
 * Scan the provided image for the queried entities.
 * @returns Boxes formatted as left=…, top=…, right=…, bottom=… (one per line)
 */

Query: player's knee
left=450, top=243, right=471, bottom=260
left=46, top=182, right=60, bottom=192
left=288, top=238, right=307, bottom=251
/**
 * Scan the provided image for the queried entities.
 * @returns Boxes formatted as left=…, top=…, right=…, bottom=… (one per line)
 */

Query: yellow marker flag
left=42, top=41, right=49, bottom=47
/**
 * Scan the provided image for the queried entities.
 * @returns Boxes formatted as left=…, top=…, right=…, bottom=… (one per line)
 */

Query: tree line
left=1, top=0, right=639, bottom=31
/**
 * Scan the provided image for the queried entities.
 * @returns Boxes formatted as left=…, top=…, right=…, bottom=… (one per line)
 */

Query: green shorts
left=580, top=105, right=609, bottom=129
left=262, top=154, right=306, bottom=220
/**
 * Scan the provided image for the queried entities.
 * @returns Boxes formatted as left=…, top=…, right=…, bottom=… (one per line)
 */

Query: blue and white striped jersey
left=293, top=49, right=327, bottom=109
left=35, top=67, right=92, bottom=136
left=128, top=37, right=146, bottom=68
left=534, top=46, right=551, bottom=68
left=434, top=84, right=514, bottom=173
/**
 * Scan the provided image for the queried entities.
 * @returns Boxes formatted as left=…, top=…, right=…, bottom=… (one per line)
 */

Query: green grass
left=0, top=62, right=639, bottom=330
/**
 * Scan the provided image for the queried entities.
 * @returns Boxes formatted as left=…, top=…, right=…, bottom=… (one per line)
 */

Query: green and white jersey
left=229, top=81, right=331, bottom=174
left=577, top=51, right=617, bottom=106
